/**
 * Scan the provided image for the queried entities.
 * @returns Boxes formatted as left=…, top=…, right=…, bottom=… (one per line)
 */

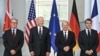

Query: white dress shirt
left=38, top=26, right=43, bottom=34
left=11, top=28, right=17, bottom=35
left=86, top=29, right=91, bottom=35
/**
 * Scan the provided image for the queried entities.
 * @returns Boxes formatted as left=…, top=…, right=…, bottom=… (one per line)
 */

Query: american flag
left=25, top=0, right=36, bottom=43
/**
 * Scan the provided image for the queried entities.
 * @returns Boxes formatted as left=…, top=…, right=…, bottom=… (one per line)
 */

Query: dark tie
left=88, top=30, right=91, bottom=37
left=39, top=28, right=42, bottom=37
left=12, top=29, right=15, bottom=38
left=64, top=32, right=67, bottom=39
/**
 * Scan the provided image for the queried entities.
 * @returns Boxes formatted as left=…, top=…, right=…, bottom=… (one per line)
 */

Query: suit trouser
left=35, top=52, right=46, bottom=56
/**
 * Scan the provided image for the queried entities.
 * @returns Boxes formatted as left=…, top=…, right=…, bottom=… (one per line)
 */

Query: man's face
left=62, top=22, right=69, bottom=31
left=10, top=19, right=18, bottom=29
left=37, top=17, right=44, bottom=27
left=85, top=21, right=92, bottom=29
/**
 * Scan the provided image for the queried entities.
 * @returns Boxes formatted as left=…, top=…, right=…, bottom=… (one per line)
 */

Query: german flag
left=69, top=0, right=80, bottom=51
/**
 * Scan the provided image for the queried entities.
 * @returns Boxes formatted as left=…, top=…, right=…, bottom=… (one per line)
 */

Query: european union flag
left=49, top=0, right=60, bottom=53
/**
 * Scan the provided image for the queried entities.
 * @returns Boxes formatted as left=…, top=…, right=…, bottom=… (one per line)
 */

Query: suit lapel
left=83, top=30, right=91, bottom=43
left=35, top=27, right=41, bottom=38
left=68, top=31, right=70, bottom=39
left=84, top=30, right=88, bottom=38
left=90, top=29, right=93, bottom=38
left=35, top=26, right=46, bottom=39
left=15, top=29, right=18, bottom=38
left=84, top=29, right=93, bottom=38
left=9, top=29, right=13, bottom=39
left=9, top=29, right=13, bottom=36
left=41, top=27, right=45, bottom=38
left=9, top=29, right=15, bottom=40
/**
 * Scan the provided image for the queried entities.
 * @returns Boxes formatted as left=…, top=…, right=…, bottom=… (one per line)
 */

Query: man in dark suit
left=3, top=18, right=24, bottom=56
left=78, top=19, right=99, bottom=56
left=55, top=21, right=76, bottom=56
left=29, top=16, right=50, bottom=56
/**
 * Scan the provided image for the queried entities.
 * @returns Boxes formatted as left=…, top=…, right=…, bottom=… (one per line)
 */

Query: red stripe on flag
left=70, top=13, right=80, bottom=40
left=69, top=0, right=80, bottom=51
left=25, top=0, right=36, bottom=44
left=25, top=34, right=29, bottom=44
left=25, top=20, right=36, bottom=43
left=3, top=13, right=11, bottom=31
left=96, top=32, right=100, bottom=52
left=3, top=0, right=12, bottom=31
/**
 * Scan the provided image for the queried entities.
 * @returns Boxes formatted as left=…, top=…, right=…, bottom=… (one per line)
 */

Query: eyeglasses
left=11, top=22, right=18, bottom=24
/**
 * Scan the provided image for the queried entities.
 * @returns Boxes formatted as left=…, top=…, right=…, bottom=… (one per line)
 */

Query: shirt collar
left=63, top=30, right=68, bottom=33
left=37, top=26, right=43, bottom=32
left=11, top=28, right=17, bottom=34
left=85, top=29, right=91, bottom=34
left=86, top=29, right=91, bottom=31
left=11, top=28, right=17, bottom=31
left=38, top=26, right=43, bottom=29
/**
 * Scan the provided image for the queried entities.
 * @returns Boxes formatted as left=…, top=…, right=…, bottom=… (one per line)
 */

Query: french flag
left=91, top=0, right=100, bottom=52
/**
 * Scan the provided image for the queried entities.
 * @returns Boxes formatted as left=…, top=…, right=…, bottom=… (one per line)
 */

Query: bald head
left=36, top=16, right=44, bottom=27
left=62, top=21, right=69, bottom=31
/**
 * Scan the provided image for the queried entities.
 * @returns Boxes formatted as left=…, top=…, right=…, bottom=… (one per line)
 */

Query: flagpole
left=54, top=52, right=55, bottom=56
left=73, top=51, right=75, bottom=56
left=49, top=0, right=60, bottom=56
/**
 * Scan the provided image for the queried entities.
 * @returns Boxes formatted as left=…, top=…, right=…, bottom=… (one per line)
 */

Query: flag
left=3, top=0, right=13, bottom=31
left=91, top=0, right=100, bottom=52
left=25, top=0, right=36, bottom=43
left=49, top=0, right=60, bottom=53
left=69, top=0, right=80, bottom=51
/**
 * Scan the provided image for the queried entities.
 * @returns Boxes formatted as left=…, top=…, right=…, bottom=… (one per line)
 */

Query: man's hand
left=10, top=49, right=16, bottom=55
left=30, top=51, right=35, bottom=56
left=85, top=50, right=89, bottom=55
left=90, top=50, right=93, bottom=53
left=63, top=46, right=70, bottom=52
left=46, top=52, right=50, bottom=56
left=88, top=50, right=93, bottom=55
left=85, top=50, right=93, bottom=55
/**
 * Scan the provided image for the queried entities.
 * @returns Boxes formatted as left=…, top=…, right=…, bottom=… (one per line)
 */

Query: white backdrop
left=0, top=0, right=100, bottom=56
left=0, top=0, right=6, bottom=37
left=84, top=0, right=100, bottom=20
